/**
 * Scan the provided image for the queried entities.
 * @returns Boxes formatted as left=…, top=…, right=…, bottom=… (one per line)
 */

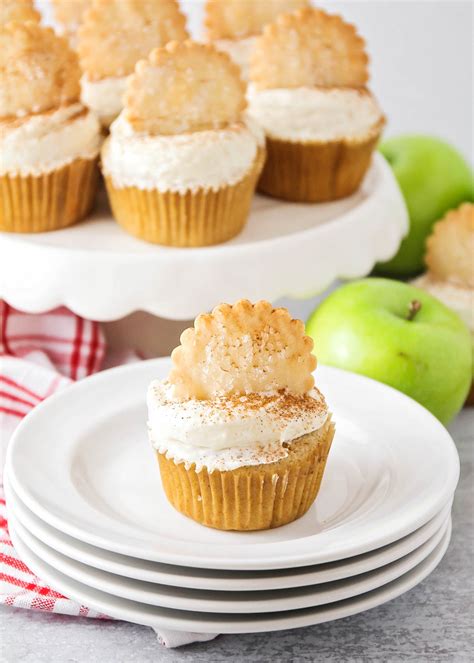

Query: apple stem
left=407, top=299, right=422, bottom=321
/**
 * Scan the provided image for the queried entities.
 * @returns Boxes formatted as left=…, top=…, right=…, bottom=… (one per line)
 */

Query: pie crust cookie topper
left=0, top=21, right=80, bottom=117
left=0, top=0, right=40, bottom=25
left=425, top=203, right=474, bottom=288
left=124, top=40, right=246, bottom=135
left=205, top=0, right=309, bottom=40
left=169, top=299, right=317, bottom=399
left=78, top=0, right=188, bottom=80
left=250, top=6, right=369, bottom=90
left=51, top=0, right=90, bottom=35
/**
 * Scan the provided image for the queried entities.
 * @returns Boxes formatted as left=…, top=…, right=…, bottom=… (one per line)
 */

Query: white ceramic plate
left=5, top=476, right=453, bottom=592
left=9, top=521, right=451, bottom=633
left=0, top=155, right=407, bottom=321
left=6, top=359, right=459, bottom=570
left=9, top=512, right=450, bottom=614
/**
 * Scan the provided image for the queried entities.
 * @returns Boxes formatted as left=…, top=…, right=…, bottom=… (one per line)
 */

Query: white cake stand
left=0, top=154, right=407, bottom=325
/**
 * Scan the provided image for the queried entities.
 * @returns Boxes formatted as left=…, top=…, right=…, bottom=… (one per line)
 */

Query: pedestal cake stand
left=0, top=154, right=407, bottom=355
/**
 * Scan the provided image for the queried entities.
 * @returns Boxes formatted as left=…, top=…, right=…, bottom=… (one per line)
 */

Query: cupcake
left=77, top=0, right=188, bottom=128
left=0, top=22, right=101, bottom=233
left=248, top=7, right=385, bottom=202
left=101, top=41, right=265, bottom=247
left=51, top=0, right=89, bottom=45
left=413, top=203, right=474, bottom=404
left=0, top=0, right=40, bottom=25
left=204, top=0, right=308, bottom=80
left=147, top=300, right=335, bottom=531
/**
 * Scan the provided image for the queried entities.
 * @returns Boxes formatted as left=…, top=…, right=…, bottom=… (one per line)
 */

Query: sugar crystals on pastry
left=0, top=0, right=40, bottom=25
left=205, top=0, right=309, bottom=80
left=78, top=0, right=189, bottom=127
left=0, top=21, right=101, bottom=232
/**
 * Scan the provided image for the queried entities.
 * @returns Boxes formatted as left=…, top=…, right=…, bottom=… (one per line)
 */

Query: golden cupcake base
left=0, top=157, right=99, bottom=233
left=258, top=130, right=382, bottom=203
left=157, top=416, right=335, bottom=531
left=104, top=148, right=265, bottom=247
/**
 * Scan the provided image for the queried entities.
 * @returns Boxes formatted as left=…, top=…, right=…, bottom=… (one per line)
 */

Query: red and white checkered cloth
left=0, top=302, right=107, bottom=618
left=0, top=302, right=217, bottom=648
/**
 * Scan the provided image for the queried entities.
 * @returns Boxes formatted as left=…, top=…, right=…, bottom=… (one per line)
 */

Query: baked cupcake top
left=147, top=300, right=328, bottom=472
left=414, top=204, right=474, bottom=333
left=0, top=21, right=101, bottom=176
left=247, top=6, right=384, bottom=142
left=102, top=41, right=264, bottom=193
left=0, top=0, right=40, bottom=25
left=205, top=0, right=308, bottom=79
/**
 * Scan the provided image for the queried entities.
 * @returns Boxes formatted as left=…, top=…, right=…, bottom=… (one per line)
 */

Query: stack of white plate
left=5, top=359, right=459, bottom=635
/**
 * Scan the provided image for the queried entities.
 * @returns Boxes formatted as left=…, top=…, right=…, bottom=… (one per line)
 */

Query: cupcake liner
left=157, top=416, right=335, bottom=531
left=104, top=148, right=265, bottom=247
left=0, top=157, right=99, bottom=233
left=258, top=128, right=383, bottom=203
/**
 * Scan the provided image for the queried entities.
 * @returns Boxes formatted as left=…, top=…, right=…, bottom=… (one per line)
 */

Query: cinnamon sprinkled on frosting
left=148, top=300, right=326, bottom=473
left=147, top=380, right=328, bottom=472
left=156, top=382, right=326, bottom=420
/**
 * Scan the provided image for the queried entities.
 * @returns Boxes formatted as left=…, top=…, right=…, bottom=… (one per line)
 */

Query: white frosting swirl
left=413, top=275, right=474, bottom=332
left=101, top=113, right=264, bottom=193
left=147, top=380, right=328, bottom=472
left=213, top=36, right=257, bottom=80
left=0, top=104, right=102, bottom=176
left=80, top=74, right=129, bottom=127
left=247, top=86, right=383, bottom=142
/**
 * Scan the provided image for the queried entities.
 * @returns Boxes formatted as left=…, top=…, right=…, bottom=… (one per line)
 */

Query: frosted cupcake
left=205, top=0, right=308, bottom=80
left=413, top=203, right=474, bottom=403
left=0, top=22, right=101, bottom=233
left=102, top=41, right=265, bottom=247
left=77, top=0, right=188, bottom=128
left=147, top=300, right=335, bottom=531
left=248, top=7, right=385, bottom=202
left=51, top=0, right=89, bottom=45
left=0, top=0, right=40, bottom=24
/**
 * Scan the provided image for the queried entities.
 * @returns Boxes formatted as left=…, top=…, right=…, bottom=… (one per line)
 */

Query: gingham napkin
left=0, top=302, right=217, bottom=648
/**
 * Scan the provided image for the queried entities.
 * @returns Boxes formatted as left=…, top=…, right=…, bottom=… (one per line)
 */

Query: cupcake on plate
left=204, top=0, right=308, bottom=80
left=50, top=0, right=89, bottom=45
left=101, top=41, right=265, bottom=247
left=413, top=203, right=474, bottom=404
left=248, top=6, right=385, bottom=202
left=0, top=22, right=102, bottom=233
left=77, top=0, right=188, bottom=128
left=0, top=0, right=40, bottom=25
left=147, top=299, right=335, bottom=531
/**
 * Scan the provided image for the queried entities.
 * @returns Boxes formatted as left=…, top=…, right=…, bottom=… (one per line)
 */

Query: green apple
left=306, top=278, right=472, bottom=424
left=376, top=135, right=473, bottom=277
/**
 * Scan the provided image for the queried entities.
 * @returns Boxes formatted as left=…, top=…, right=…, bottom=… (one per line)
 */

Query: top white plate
left=0, top=154, right=407, bottom=321
left=6, top=358, right=459, bottom=570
